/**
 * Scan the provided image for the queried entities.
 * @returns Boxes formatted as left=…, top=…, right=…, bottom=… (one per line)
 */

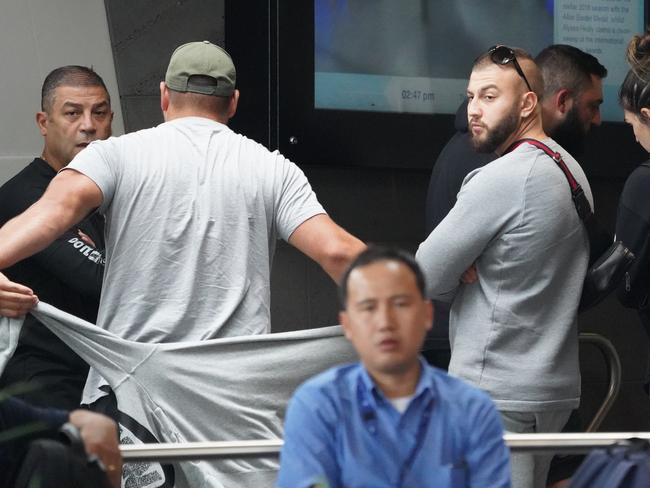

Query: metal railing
left=120, top=433, right=650, bottom=462
left=121, top=439, right=282, bottom=462
left=504, top=432, right=650, bottom=454
left=118, top=333, right=623, bottom=463
left=578, top=332, right=622, bottom=432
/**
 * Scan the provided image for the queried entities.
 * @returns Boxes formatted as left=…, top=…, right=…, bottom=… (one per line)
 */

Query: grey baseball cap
left=165, top=40, right=236, bottom=96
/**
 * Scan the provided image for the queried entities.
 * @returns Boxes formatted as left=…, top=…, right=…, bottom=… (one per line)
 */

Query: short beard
left=550, top=105, right=587, bottom=157
left=471, top=109, right=519, bottom=154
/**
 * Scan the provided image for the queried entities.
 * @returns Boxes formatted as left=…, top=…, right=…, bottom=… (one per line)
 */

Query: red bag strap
left=505, top=138, right=592, bottom=221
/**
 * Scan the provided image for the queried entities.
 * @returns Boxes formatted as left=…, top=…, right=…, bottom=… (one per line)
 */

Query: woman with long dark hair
left=617, top=33, right=650, bottom=391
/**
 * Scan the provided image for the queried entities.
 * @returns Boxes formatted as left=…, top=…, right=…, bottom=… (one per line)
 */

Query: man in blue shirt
left=278, top=246, right=511, bottom=487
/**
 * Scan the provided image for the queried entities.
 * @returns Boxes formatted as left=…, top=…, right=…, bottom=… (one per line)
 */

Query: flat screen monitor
left=315, top=0, right=644, bottom=122
left=276, top=1, right=647, bottom=171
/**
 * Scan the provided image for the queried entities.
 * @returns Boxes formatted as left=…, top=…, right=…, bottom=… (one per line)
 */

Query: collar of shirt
left=350, top=358, right=438, bottom=485
left=356, top=356, right=436, bottom=423
left=164, top=116, right=229, bottom=131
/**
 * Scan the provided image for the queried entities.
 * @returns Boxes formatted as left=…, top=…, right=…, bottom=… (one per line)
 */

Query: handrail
left=578, top=332, right=622, bottom=432
left=120, top=433, right=650, bottom=462
left=121, top=439, right=283, bottom=462
left=117, top=334, right=622, bottom=463
left=504, top=432, right=650, bottom=454
left=425, top=333, right=621, bottom=432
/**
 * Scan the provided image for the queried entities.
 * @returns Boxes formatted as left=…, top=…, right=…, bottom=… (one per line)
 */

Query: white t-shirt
left=388, top=395, right=414, bottom=414
left=67, top=116, right=325, bottom=402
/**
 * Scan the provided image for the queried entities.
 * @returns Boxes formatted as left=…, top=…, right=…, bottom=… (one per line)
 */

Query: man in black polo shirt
left=0, top=66, right=113, bottom=409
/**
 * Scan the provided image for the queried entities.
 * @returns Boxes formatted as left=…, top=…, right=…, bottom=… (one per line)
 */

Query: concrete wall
left=104, top=0, right=225, bottom=132
left=0, top=0, right=124, bottom=185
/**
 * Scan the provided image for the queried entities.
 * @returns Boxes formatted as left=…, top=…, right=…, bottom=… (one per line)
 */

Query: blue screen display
left=315, top=0, right=645, bottom=122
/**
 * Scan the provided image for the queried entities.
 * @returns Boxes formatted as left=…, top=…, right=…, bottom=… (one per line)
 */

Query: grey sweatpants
left=501, top=409, right=572, bottom=488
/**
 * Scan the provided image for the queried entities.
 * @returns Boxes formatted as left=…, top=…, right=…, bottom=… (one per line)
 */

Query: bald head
left=467, top=46, right=547, bottom=154
left=473, top=46, right=544, bottom=98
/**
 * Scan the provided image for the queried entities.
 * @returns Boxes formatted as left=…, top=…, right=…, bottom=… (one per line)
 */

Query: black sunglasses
left=489, top=45, right=533, bottom=93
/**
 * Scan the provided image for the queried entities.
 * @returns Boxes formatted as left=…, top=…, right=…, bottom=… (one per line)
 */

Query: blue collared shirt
left=278, top=358, right=511, bottom=488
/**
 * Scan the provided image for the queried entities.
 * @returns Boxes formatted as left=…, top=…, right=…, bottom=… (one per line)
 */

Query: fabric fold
left=0, top=302, right=357, bottom=487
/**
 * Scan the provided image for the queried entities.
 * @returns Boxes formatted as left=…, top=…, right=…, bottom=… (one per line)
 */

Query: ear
left=160, top=81, right=170, bottom=113
left=555, top=89, right=572, bottom=114
left=424, top=300, right=433, bottom=332
left=339, top=310, right=353, bottom=340
left=641, top=107, right=650, bottom=121
left=36, top=111, right=48, bottom=136
left=520, top=91, right=538, bottom=119
left=227, top=89, right=240, bottom=119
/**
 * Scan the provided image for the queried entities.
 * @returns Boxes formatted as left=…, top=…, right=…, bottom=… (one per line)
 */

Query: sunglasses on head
left=489, top=45, right=533, bottom=93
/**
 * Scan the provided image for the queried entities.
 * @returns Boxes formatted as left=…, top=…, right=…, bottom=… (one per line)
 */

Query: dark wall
left=105, top=0, right=649, bottom=431
left=104, top=0, right=225, bottom=131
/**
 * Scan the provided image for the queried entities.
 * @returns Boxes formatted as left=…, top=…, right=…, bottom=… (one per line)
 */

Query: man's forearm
left=415, top=233, right=466, bottom=300
left=0, top=170, right=101, bottom=270
left=0, top=197, right=84, bottom=269
left=288, top=214, right=366, bottom=284
left=320, top=233, right=366, bottom=283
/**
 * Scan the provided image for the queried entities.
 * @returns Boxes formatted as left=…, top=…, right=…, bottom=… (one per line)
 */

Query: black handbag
left=581, top=239, right=635, bottom=311
left=506, top=139, right=635, bottom=312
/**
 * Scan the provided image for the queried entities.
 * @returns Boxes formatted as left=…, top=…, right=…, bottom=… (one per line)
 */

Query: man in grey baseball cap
left=0, top=40, right=365, bottom=484
left=165, top=40, right=236, bottom=96
left=158, top=40, right=241, bottom=122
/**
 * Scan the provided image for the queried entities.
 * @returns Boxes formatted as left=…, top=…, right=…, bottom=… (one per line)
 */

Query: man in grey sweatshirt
left=416, top=46, right=592, bottom=488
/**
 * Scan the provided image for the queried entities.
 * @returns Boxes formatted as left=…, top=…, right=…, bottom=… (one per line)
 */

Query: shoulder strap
left=505, top=138, right=593, bottom=221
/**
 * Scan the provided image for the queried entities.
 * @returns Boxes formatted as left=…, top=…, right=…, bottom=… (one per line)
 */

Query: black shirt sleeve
left=424, top=132, right=496, bottom=235
left=30, top=225, right=104, bottom=299
left=0, top=160, right=104, bottom=300
left=0, top=396, right=68, bottom=488
left=615, top=163, right=650, bottom=311
left=0, top=396, right=68, bottom=432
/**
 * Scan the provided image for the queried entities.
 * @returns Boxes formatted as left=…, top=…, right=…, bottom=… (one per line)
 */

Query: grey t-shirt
left=67, top=116, right=325, bottom=402
left=0, top=302, right=358, bottom=487
left=416, top=139, right=592, bottom=412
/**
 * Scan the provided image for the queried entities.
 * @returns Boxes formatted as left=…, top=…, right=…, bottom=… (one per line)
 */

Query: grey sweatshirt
left=416, top=139, right=591, bottom=412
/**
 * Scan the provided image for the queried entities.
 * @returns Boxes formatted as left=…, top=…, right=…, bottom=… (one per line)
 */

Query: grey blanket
left=0, top=302, right=357, bottom=487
